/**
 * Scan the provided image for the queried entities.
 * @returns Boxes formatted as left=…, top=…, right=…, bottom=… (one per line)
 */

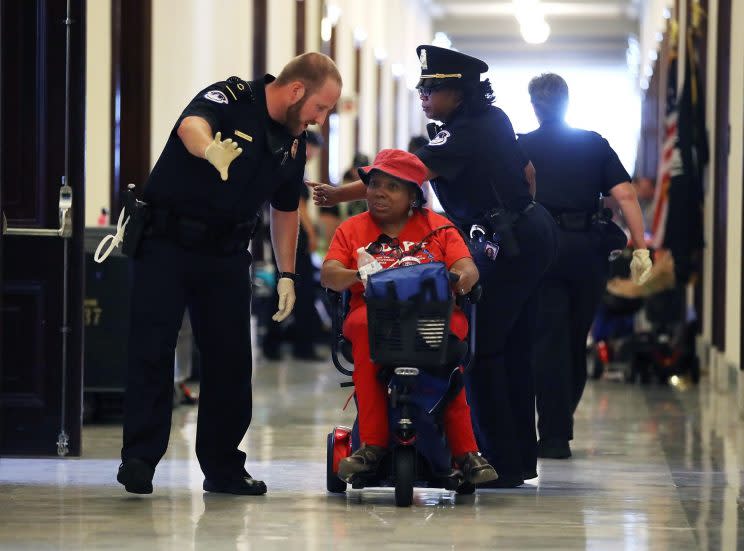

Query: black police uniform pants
left=121, top=236, right=254, bottom=482
left=464, top=204, right=558, bottom=480
left=534, top=229, right=608, bottom=443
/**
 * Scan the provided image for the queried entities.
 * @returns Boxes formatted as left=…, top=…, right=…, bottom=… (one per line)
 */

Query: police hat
left=416, top=45, right=488, bottom=88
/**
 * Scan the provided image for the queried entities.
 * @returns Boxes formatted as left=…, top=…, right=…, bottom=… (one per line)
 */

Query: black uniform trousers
left=122, top=236, right=254, bottom=482
left=534, top=228, right=608, bottom=442
left=464, top=204, right=558, bottom=479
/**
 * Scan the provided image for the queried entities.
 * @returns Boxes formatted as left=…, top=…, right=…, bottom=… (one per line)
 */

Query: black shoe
left=477, top=473, right=524, bottom=489
left=523, top=470, right=538, bottom=480
left=117, top=459, right=154, bottom=494
left=203, top=475, right=267, bottom=495
left=537, top=439, right=571, bottom=459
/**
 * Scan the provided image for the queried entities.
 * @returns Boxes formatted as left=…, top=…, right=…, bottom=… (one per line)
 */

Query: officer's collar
left=439, top=102, right=468, bottom=126
left=539, top=117, right=566, bottom=128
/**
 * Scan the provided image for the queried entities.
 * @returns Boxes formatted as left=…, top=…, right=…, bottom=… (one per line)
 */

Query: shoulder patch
left=429, top=130, right=451, bottom=146
left=204, top=90, right=228, bottom=104
left=226, top=76, right=255, bottom=103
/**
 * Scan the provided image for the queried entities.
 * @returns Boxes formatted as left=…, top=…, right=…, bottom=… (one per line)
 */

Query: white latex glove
left=630, top=249, right=653, bottom=285
left=204, top=131, right=242, bottom=181
left=358, top=260, right=383, bottom=288
left=272, top=277, right=296, bottom=322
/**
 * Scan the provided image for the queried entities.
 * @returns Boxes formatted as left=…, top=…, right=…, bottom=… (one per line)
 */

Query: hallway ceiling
left=427, top=0, right=641, bottom=67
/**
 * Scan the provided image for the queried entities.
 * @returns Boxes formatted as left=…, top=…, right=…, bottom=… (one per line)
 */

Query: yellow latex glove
left=630, top=249, right=653, bottom=285
left=272, top=277, right=296, bottom=322
left=204, top=131, right=242, bottom=181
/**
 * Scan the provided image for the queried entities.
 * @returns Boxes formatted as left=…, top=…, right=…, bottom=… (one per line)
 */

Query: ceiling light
left=520, top=18, right=551, bottom=44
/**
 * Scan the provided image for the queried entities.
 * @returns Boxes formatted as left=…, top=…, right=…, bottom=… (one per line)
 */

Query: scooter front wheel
left=394, top=445, right=415, bottom=507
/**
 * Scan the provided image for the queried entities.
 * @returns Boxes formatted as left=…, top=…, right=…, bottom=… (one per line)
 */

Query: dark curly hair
left=441, top=78, right=495, bottom=115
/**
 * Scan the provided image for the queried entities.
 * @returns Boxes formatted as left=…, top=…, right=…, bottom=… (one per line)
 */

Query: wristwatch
left=278, top=271, right=296, bottom=281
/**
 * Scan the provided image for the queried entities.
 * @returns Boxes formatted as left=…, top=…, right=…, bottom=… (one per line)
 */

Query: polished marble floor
left=1, top=356, right=742, bottom=550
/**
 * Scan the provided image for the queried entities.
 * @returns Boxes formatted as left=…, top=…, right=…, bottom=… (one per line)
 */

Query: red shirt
left=325, top=208, right=472, bottom=312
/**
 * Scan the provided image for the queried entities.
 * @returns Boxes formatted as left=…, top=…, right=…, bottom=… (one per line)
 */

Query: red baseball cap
left=358, top=149, right=427, bottom=204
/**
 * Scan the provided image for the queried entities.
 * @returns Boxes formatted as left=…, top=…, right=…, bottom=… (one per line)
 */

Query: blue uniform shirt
left=415, top=105, right=532, bottom=227
left=518, top=120, right=630, bottom=213
left=144, top=75, right=306, bottom=224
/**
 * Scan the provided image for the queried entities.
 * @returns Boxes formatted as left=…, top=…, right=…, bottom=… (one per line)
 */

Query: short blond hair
left=275, top=52, right=342, bottom=94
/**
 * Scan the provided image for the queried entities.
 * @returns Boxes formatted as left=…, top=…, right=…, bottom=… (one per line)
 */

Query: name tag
left=234, top=130, right=253, bottom=142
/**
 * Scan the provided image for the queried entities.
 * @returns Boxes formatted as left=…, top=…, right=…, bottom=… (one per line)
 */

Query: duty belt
left=148, top=208, right=257, bottom=255
left=549, top=209, right=595, bottom=232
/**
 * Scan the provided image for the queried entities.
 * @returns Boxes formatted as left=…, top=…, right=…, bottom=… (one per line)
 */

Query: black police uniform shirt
left=144, top=75, right=306, bottom=225
left=415, top=105, right=532, bottom=227
left=518, top=120, right=630, bottom=213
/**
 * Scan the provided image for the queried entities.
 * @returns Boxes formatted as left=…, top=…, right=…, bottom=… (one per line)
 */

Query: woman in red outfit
left=320, top=149, right=498, bottom=485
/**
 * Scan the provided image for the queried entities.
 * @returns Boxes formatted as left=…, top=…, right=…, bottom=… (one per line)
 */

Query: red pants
left=343, top=305, right=478, bottom=457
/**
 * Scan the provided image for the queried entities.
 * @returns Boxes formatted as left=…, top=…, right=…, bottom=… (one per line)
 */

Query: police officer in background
left=312, top=46, right=558, bottom=488
left=117, top=53, right=342, bottom=495
left=518, top=73, right=651, bottom=459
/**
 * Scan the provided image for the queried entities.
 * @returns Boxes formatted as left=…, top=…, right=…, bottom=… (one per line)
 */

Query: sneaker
left=117, top=458, right=154, bottom=494
left=337, top=445, right=387, bottom=483
left=458, top=452, right=498, bottom=485
left=537, top=439, right=571, bottom=459
left=203, top=475, right=267, bottom=495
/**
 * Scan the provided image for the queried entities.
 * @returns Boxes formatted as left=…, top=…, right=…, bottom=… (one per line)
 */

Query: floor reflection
left=0, top=357, right=742, bottom=549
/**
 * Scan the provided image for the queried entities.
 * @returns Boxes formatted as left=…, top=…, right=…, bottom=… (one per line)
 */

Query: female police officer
left=312, top=46, right=558, bottom=488
left=519, top=73, right=651, bottom=459
left=117, top=53, right=342, bottom=496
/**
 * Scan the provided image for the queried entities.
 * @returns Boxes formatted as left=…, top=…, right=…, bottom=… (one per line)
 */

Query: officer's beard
left=285, top=94, right=309, bottom=136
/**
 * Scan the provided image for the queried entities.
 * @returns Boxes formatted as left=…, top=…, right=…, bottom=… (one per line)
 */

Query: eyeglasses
left=417, top=86, right=443, bottom=99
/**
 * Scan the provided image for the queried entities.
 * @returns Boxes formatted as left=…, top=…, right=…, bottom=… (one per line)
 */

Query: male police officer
left=312, top=46, right=558, bottom=488
left=518, top=73, right=651, bottom=459
left=117, top=53, right=342, bottom=495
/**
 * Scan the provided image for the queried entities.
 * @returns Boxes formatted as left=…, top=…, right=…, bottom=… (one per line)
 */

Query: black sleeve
left=270, top=144, right=306, bottom=212
left=270, top=175, right=302, bottom=212
left=178, top=81, right=235, bottom=133
left=600, top=137, right=631, bottom=195
left=492, top=108, right=529, bottom=171
left=415, top=124, right=473, bottom=180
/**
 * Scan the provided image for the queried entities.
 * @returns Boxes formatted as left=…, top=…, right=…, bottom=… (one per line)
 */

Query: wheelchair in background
left=324, top=262, right=481, bottom=507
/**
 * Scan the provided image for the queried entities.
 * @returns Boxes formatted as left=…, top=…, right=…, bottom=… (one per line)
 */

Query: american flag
left=650, top=55, right=681, bottom=248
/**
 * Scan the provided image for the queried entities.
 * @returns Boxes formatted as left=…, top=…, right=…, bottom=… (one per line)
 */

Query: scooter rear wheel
left=326, top=433, right=347, bottom=494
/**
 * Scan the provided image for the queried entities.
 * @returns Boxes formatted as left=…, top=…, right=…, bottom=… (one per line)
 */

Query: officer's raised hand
left=205, top=131, right=243, bottom=181
left=272, top=276, right=296, bottom=322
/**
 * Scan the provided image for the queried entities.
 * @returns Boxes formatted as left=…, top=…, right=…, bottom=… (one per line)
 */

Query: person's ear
left=289, top=82, right=306, bottom=104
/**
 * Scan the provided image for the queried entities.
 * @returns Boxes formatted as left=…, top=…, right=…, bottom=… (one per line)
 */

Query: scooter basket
left=365, top=263, right=453, bottom=367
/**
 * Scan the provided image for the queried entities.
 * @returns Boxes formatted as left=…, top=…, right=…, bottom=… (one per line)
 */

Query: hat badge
left=419, top=49, right=428, bottom=70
